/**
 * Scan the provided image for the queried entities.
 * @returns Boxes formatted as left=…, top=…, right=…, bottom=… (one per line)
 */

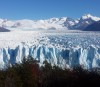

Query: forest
left=0, top=56, right=100, bottom=87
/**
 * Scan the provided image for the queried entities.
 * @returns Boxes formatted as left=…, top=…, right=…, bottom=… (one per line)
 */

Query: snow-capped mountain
left=0, top=14, right=100, bottom=30
left=73, top=14, right=100, bottom=30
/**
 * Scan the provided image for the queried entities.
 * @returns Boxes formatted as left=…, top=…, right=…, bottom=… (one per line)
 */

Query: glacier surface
left=0, top=30, right=100, bottom=69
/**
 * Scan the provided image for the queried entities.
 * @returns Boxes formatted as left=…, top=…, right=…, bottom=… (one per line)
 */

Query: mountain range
left=0, top=14, right=100, bottom=31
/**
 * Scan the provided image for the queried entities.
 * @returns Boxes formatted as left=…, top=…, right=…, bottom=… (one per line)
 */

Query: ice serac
left=0, top=44, right=100, bottom=69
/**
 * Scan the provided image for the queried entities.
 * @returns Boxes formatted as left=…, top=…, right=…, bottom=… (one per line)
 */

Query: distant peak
left=59, top=17, right=67, bottom=21
left=85, top=14, right=93, bottom=17
left=82, top=14, right=93, bottom=19
left=81, top=14, right=100, bottom=21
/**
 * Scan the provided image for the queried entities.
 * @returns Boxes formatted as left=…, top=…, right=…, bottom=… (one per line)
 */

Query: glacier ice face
left=0, top=31, right=100, bottom=69
left=1, top=44, right=100, bottom=69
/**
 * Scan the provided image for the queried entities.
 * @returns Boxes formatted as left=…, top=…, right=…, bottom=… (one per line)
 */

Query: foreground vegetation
left=0, top=56, right=100, bottom=87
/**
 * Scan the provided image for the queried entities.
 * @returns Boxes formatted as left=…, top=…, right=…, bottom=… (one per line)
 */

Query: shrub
left=0, top=56, right=100, bottom=87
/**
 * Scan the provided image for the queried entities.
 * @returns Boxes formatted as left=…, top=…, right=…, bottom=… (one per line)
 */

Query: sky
left=0, top=0, right=100, bottom=20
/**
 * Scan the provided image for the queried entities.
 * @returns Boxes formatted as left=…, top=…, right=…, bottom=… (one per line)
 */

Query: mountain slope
left=84, top=21, right=100, bottom=31
left=0, top=27, right=10, bottom=32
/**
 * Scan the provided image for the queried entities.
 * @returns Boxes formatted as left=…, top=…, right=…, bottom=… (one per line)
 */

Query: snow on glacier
left=0, top=30, right=100, bottom=69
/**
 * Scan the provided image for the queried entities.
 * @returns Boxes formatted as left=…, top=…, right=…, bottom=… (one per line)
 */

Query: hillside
left=0, top=27, right=10, bottom=32
left=84, top=21, right=100, bottom=31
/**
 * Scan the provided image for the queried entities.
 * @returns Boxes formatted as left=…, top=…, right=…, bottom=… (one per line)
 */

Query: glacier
left=0, top=30, right=100, bottom=69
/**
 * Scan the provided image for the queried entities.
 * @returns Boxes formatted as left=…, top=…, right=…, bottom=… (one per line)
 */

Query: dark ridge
left=84, top=21, right=100, bottom=31
left=0, top=27, right=10, bottom=32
